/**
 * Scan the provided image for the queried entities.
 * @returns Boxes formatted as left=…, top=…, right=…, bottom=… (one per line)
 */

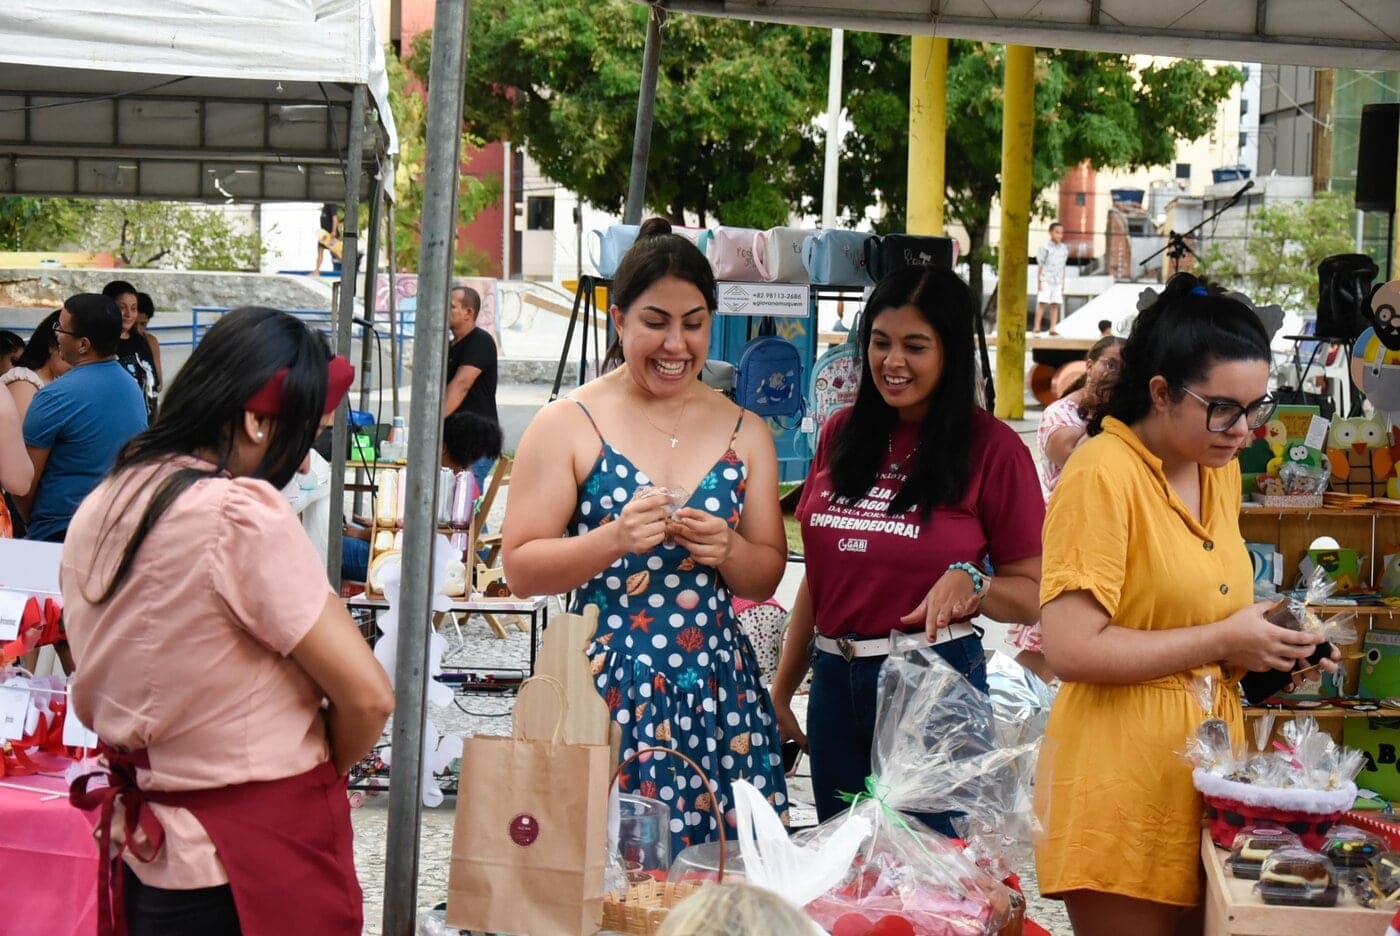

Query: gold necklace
left=639, top=392, right=693, bottom=448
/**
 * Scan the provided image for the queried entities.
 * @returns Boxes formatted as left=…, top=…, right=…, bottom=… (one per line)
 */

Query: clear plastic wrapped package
left=1227, top=827, right=1302, bottom=879
left=1254, top=845, right=1338, bottom=907
left=1320, top=825, right=1386, bottom=869
left=761, top=634, right=1038, bottom=936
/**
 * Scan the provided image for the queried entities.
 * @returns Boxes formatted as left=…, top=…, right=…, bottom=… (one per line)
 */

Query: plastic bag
left=795, top=637, right=1033, bottom=935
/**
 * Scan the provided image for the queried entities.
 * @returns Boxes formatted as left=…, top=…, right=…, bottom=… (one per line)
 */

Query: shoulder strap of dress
left=728, top=411, right=745, bottom=448
left=570, top=399, right=605, bottom=444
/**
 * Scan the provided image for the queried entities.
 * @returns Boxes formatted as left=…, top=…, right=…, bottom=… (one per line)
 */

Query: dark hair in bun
left=602, top=217, right=717, bottom=372
left=1090, top=272, right=1270, bottom=434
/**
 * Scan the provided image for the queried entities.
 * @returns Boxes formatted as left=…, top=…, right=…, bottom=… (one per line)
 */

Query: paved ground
left=349, top=406, right=1072, bottom=935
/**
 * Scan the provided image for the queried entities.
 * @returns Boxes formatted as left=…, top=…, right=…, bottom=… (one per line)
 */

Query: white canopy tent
left=0, top=0, right=397, bottom=201
left=654, top=0, right=1400, bottom=69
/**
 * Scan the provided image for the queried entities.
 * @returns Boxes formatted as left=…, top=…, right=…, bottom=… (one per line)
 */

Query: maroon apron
left=70, top=745, right=361, bottom=936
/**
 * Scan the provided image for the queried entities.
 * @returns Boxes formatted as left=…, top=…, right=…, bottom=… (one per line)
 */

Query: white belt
left=814, top=622, right=978, bottom=661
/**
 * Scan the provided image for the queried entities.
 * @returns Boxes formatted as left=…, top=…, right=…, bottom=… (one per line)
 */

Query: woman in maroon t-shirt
left=770, top=266, right=1045, bottom=829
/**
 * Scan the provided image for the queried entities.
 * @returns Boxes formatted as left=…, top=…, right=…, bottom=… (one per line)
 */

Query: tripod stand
left=1138, top=180, right=1255, bottom=277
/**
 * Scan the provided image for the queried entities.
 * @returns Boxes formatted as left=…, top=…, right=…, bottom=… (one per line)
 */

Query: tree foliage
left=444, top=1, right=827, bottom=227
left=822, top=37, right=1242, bottom=298
left=1198, top=192, right=1356, bottom=311
left=0, top=197, right=262, bottom=270
left=387, top=44, right=500, bottom=275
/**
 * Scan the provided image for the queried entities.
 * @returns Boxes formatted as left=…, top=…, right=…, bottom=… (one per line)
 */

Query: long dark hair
left=828, top=266, right=978, bottom=516
left=14, top=311, right=59, bottom=371
left=601, top=218, right=717, bottom=373
left=1091, top=273, right=1270, bottom=434
left=90, top=308, right=333, bottom=603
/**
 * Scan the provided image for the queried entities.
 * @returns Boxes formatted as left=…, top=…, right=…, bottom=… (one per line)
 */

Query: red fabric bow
left=70, top=745, right=166, bottom=936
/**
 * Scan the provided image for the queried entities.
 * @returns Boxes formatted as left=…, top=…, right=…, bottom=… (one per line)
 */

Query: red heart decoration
left=869, top=915, right=916, bottom=936
left=832, top=913, right=874, bottom=936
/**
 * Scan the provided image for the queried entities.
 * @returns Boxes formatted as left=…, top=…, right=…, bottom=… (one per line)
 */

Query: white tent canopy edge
left=654, top=0, right=1400, bottom=70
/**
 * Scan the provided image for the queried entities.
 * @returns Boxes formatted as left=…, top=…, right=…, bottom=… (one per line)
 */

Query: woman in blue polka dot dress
left=503, top=219, right=791, bottom=857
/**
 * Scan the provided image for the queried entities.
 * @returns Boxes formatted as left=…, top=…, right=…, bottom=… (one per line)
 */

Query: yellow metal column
left=907, top=37, right=948, bottom=235
left=995, top=45, right=1034, bottom=420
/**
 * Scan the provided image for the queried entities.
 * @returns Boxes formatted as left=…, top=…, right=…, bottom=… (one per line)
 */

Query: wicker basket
left=601, top=879, right=711, bottom=936
left=601, top=747, right=725, bottom=936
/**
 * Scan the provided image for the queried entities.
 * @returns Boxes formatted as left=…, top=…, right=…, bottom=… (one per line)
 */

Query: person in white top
left=1033, top=222, right=1070, bottom=336
left=3, top=311, right=71, bottom=422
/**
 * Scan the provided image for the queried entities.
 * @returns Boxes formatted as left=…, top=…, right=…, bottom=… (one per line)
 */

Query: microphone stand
left=1138, top=180, right=1255, bottom=278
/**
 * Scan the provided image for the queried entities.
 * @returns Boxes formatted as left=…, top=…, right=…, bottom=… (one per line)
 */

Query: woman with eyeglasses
left=1034, top=275, right=1339, bottom=935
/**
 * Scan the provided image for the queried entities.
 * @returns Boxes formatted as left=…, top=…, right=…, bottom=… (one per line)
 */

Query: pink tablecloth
left=0, top=769, right=98, bottom=936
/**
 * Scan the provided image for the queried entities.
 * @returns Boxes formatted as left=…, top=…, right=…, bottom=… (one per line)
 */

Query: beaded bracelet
left=948, top=562, right=991, bottom=598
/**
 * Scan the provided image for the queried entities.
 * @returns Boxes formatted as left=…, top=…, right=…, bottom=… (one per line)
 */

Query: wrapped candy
left=1241, top=568, right=1357, bottom=705
left=734, top=635, right=1036, bottom=935
left=634, top=486, right=688, bottom=546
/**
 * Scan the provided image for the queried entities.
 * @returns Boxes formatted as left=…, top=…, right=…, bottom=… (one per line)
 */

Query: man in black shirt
left=444, top=285, right=499, bottom=486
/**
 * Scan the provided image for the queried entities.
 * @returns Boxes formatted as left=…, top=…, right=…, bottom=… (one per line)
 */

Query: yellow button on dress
left=1035, top=418, right=1252, bottom=908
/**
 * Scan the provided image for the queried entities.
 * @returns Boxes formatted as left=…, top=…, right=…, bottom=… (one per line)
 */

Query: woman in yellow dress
left=1037, top=275, right=1336, bottom=935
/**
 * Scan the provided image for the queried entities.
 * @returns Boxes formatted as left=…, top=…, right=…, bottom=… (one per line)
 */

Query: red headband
left=244, top=355, right=355, bottom=417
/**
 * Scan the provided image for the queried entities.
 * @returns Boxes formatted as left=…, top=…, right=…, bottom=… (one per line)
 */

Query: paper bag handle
left=611, top=745, right=727, bottom=882
left=511, top=675, right=568, bottom=746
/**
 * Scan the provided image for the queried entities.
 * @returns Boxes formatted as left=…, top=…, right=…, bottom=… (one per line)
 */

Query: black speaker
left=1316, top=252, right=1379, bottom=343
left=1356, top=103, right=1398, bottom=214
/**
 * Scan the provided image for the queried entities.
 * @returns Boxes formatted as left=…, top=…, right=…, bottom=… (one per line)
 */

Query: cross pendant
left=669, top=436, right=679, bottom=448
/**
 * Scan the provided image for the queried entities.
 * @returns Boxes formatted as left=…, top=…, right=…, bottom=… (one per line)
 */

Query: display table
left=1201, top=831, right=1390, bottom=935
left=344, top=593, right=549, bottom=681
left=0, top=771, right=98, bottom=936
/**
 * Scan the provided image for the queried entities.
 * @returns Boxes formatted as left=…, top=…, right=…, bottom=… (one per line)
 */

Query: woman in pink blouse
left=63, top=307, right=394, bottom=936
left=1035, top=336, right=1124, bottom=501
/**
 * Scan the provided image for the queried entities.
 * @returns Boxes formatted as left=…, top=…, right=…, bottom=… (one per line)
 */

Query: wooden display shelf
left=1202, top=831, right=1390, bottom=935
left=1241, top=504, right=1395, bottom=517
left=1243, top=704, right=1400, bottom=719
left=1305, top=604, right=1400, bottom=617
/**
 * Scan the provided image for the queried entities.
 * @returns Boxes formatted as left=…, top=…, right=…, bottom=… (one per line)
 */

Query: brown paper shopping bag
left=446, top=676, right=612, bottom=936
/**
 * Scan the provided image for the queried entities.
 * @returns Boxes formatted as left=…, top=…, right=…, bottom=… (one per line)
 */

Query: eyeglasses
left=51, top=325, right=80, bottom=338
left=1090, top=356, right=1121, bottom=373
left=1180, top=386, right=1277, bottom=433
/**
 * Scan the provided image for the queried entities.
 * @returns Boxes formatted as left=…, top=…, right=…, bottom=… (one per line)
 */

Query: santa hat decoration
left=1387, top=907, right=1400, bottom=936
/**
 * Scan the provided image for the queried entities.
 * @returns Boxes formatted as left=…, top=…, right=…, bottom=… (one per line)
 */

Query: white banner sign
left=716, top=282, right=810, bottom=318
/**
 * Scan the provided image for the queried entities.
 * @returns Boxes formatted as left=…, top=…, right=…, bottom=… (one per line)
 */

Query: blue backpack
left=735, top=318, right=805, bottom=426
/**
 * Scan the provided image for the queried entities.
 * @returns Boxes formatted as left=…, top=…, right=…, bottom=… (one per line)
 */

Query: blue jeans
left=342, top=536, right=370, bottom=583
left=807, top=634, right=987, bottom=837
left=469, top=456, right=495, bottom=491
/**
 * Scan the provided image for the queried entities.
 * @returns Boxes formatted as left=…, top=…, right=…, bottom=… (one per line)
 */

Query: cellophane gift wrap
left=738, top=634, right=1040, bottom=935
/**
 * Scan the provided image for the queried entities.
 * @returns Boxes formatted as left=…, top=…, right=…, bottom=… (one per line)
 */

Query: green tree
left=0, top=198, right=94, bottom=251
left=387, top=44, right=500, bottom=275
left=1198, top=192, right=1356, bottom=311
left=441, top=1, right=827, bottom=227
left=85, top=200, right=263, bottom=270
left=823, top=38, right=1242, bottom=300
left=0, top=196, right=262, bottom=270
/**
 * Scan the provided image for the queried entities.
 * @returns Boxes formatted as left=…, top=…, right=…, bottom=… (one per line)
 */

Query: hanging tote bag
left=863, top=234, right=959, bottom=281
left=588, top=225, right=641, bottom=278
left=753, top=227, right=816, bottom=284
left=801, top=230, right=874, bottom=287
left=698, top=226, right=764, bottom=282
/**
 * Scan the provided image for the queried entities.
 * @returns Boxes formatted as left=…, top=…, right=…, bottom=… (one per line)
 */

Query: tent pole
left=623, top=4, right=664, bottom=224
left=355, top=166, right=386, bottom=514
left=907, top=37, right=948, bottom=235
left=994, top=45, right=1033, bottom=421
left=381, top=1, right=471, bottom=933
left=386, top=195, right=401, bottom=418
left=327, top=83, right=367, bottom=589
left=820, top=28, right=843, bottom=229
